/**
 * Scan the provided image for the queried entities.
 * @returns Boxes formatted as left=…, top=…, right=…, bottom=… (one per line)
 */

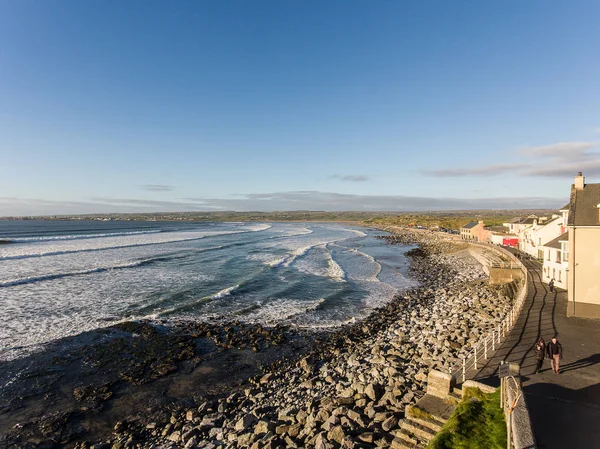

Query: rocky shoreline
left=1, top=228, right=517, bottom=449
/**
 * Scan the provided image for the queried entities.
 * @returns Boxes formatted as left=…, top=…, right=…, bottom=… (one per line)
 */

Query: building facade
left=460, top=221, right=482, bottom=240
left=566, top=173, right=600, bottom=318
left=519, top=215, right=565, bottom=259
left=542, top=232, right=569, bottom=290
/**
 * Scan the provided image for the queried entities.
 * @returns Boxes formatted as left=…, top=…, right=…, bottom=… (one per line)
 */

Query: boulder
left=235, top=413, right=258, bottom=431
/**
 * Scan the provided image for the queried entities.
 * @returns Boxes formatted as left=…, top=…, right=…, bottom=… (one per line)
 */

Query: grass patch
left=427, top=388, right=507, bottom=449
left=407, top=406, right=434, bottom=421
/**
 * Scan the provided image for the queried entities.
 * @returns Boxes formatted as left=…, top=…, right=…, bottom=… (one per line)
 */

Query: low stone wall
left=502, top=365, right=536, bottom=449
left=426, top=370, right=456, bottom=398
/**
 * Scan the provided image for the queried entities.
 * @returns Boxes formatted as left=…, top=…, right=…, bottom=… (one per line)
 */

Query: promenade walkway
left=474, top=257, right=600, bottom=449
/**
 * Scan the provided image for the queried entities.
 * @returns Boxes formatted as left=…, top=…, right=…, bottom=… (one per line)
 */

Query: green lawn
left=428, top=388, right=507, bottom=449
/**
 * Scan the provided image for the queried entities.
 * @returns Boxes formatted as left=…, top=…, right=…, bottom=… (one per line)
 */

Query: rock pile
left=102, top=229, right=515, bottom=449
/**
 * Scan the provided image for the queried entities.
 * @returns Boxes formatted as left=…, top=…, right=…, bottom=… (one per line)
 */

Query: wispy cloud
left=329, top=174, right=370, bottom=182
left=0, top=192, right=566, bottom=217
left=524, top=160, right=600, bottom=178
left=151, top=191, right=565, bottom=212
left=423, top=141, right=600, bottom=179
left=422, top=163, right=529, bottom=178
left=521, top=142, right=596, bottom=158
left=141, top=184, right=175, bottom=192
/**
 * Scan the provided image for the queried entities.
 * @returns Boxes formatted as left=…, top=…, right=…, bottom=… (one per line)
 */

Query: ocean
left=0, top=220, right=415, bottom=361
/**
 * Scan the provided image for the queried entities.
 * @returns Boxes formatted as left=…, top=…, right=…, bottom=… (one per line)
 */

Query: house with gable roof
left=519, top=214, right=566, bottom=259
left=566, top=172, right=600, bottom=318
left=504, top=216, right=538, bottom=236
left=460, top=221, right=485, bottom=241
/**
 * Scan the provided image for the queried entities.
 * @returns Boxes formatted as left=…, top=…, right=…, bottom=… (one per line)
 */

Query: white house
left=504, top=216, right=538, bottom=236
left=542, top=232, right=569, bottom=290
left=518, top=215, right=565, bottom=259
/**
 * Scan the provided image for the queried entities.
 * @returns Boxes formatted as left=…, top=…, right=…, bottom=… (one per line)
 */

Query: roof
left=567, top=183, right=600, bottom=226
left=462, top=221, right=479, bottom=229
left=540, top=216, right=560, bottom=227
left=544, top=232, right=569, bottom=249
left=507, top=217, right=522, bottom=224
left=560, top=203, right=570, bottom=211
left=486, top=225, right=508, bottom=233
left=519, top=217, right=538, bottom=225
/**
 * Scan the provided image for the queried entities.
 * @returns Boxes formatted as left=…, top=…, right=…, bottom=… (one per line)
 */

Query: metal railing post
left=443, top=245, right=528, bottom=386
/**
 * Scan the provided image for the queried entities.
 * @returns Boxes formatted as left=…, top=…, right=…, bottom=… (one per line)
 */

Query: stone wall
left=489, top=267, right=524, bottom=284
left=503, top=365, right=536, bottom=449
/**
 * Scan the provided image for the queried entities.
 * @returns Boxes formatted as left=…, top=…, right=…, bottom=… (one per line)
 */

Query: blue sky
left=1, top=1, right=599, bottom=215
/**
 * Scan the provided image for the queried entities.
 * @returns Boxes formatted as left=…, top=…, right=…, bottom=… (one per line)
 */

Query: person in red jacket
left=546, top=337, right=563, bottom=374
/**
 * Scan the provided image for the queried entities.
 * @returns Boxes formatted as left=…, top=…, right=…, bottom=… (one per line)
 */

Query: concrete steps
left=401, top=418, right=438, bottom=440
left=392, top=392, right=459, bottom=449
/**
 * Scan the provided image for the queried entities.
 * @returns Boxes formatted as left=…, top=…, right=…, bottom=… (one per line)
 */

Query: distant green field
left=5, top=209, right=556, bottom=231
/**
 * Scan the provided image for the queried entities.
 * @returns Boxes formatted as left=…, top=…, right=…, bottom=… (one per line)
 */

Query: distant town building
left=503, top=216, right=538, bottom=235
left=460, top=221, right=485, bottom=241
left=483, top=225, right=510, bottom=245
left=566, top=172, right=600, bottom=318
left=518, top=214, right=565, bottom=259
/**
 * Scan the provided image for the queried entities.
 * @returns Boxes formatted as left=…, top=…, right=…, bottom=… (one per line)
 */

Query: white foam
left=268, top=257, right=288, bottom=267
left=0, top=225, right=271, bottom=260
left=207, top=284, right=240, bottom=300
left=240, top=297, right=326, bottom=325
left=0, top=259, right=146, bottom=287
left=283, top=245, right=314, bottom=267
left=265, top=234, right=355, bottom=270
left=348, top=248, right=382, bottom=281
left=10, top=229, right=162, bottom=242
left=342, top=228, right=368, bottom=237
left=326, top=252, right=346, bottom=282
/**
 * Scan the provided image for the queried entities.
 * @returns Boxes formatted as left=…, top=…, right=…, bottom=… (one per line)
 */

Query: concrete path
left=474, top=257, right=600, bottom=449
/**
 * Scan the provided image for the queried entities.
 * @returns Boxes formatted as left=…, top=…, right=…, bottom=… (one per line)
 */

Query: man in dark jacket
left=535, top=337, right=545, bottom=373
left=546, top=337, right=563, bottom=374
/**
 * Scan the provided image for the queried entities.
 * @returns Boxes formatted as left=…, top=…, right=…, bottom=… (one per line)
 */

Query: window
left=553, top=268, right=556, bottom=279
left=563, top=251, right=569, bottom=262
left=556, top=252, right=561, bottom=263
left=538, top=238, right=541, bottom=245
left=558, top=270, right=562, bottom=282
left=547, top=250, right=551, bottom=261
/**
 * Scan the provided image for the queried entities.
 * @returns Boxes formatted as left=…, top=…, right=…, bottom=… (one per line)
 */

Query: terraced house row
left=460, top=172, right=600, bottom=319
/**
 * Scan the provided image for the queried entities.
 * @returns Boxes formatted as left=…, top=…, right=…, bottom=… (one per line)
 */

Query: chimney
left=574, top=172, right=585, bottom=190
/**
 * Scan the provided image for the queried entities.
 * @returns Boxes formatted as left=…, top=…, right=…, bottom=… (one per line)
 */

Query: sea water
left=0, top=220, right=416, bottom=360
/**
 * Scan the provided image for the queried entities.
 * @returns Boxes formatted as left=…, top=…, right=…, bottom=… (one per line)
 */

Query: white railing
left=448, top=243, right=529, bottom=383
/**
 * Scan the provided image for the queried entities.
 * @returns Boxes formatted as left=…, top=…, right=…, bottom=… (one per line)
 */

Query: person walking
left=535, top=337, right=545, bottom=373
left=549, top=278, right=555, bottom=292
left=546, top=337, right=563, bottom=374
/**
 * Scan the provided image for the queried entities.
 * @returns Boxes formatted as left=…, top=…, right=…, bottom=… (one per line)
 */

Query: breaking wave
left=0, top=225, right=271, bottom=261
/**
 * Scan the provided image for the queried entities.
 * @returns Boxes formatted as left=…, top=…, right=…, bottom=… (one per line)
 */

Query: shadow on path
left=472, top=254, right=600, bottom=449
